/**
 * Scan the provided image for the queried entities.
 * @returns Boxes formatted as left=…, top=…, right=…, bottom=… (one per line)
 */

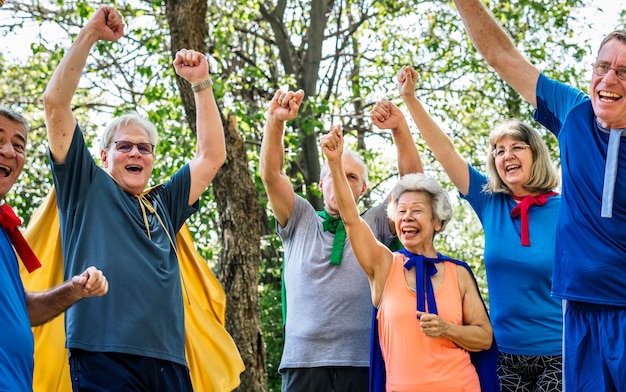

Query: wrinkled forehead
left=341, top=154, right=366, bottom=177
left=0, top=115, right=27, bottom=141
left=596, top=38, right=626, bottom=63
left=113, top=123, right=152, bottom=141
left=489, top=129, right=526, bottom=148
left=398, top=190, right=432, bottom=205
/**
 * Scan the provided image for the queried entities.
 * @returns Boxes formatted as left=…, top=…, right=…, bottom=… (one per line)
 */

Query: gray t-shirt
left=278, top=195, right=393, bottom=370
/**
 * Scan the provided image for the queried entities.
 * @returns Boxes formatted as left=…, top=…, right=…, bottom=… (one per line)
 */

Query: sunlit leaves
left=0, top=1, right=598, bottom=389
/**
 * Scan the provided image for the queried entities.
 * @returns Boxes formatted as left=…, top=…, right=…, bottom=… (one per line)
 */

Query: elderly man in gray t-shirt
left=260, top=89, right=422, bottom=391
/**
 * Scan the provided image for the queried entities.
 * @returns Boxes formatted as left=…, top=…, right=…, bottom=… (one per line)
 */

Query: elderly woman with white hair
left=321, top=125, right=494, bottom=392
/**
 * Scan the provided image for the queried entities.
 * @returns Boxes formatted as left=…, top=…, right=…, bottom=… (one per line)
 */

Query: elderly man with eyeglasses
left=450, top=0, right=626, bottom=390
left=43, top=6, right=225, bottom=391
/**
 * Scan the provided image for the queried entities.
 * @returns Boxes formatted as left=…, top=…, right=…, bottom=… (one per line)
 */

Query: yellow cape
left=19, top=188, right=245, bottom=392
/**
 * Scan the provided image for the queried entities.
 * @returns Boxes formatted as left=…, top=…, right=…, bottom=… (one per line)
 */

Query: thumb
left=72, top=274, right=88, bottom=287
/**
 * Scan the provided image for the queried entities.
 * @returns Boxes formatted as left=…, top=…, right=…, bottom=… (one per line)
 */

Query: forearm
left=329, top=159, right=360, bottom=224
left=403, top=95, right=449, bottom=150
left=442, top=323, right=493, bottom=352
left=193, top=87, right=227, bottom=170
left=452, top=0, right=539, bottom=105
left=186, top=86, right=227, bottom=203
left=260, top=116, right=287, bottom=182
left=44, top=27, right=99, bottom=161
left=403, top=94, right=470, bottom=193
left=390, top=117, right=422, bottom=176
left=44, top=27, right=99, bottom=111
left=26, top=281, right=82, bottom=326
left=452, top=0, right=516, bottom=69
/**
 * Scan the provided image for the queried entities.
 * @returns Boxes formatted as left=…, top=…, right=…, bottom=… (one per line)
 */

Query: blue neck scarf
left=399, top=248, right=446, bottom=315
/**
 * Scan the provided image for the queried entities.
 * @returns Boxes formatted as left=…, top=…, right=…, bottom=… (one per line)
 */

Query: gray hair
left=599, top=30, right=626, bottom=54
left=387, top=173, right=452, bottom=233
left=485, top=119, right=559, bottom=194
left=100, top=112, right=158, bottom=151
left=0, top=107, right=30, bottom=140
left=320, top=148, right=369, bottom=185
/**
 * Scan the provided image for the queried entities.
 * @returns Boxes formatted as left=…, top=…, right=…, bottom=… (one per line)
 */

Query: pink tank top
left=377, top=253, right=480, bottom=392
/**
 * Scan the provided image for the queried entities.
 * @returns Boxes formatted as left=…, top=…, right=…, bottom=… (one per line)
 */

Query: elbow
left=42, top=90, right=55, bottom=114
left=43, top=88, right=65, bottom=117
left=480, top=333, right=494, bottom=351
left=259, top=163, right=270, bottom=185
left=216, top=147, right=227, bottom=167
left=259, top=160, right=280, bottom=186
left=207, top=138, right=226, bottom=168
left=471, top=331, right=493, bottom=352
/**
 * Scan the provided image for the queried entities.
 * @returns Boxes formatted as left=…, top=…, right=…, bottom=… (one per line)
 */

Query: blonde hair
left=485, top=120, right=559, bottom=194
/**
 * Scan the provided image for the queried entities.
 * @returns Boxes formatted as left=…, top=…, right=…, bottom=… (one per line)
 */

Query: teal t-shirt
left=50, top=125, right=197, bottom=365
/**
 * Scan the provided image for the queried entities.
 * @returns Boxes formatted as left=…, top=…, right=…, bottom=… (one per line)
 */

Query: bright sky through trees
left=0, top=1, right=623, bottom=62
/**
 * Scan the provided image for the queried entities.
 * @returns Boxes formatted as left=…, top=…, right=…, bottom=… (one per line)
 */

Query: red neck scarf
left=510, top=192, right=558, bottom=247
left=0, top=203, right=41, bottom=272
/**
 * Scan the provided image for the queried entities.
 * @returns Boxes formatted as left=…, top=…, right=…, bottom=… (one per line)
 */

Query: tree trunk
left=213, top=114, right=267, bottom=392
left=164, top=0, right=208, bottom=135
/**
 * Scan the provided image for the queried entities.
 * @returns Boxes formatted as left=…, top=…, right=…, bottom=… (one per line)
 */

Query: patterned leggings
left=497, top=352, right=562, bottom=392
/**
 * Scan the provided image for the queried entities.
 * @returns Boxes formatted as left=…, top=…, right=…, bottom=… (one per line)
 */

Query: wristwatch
left=191, top=78, right=213, bottom=92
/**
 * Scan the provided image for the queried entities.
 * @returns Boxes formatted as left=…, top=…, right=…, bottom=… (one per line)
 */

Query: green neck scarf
left=317, top=209, right=346, bottom=266
left=281, top=208, right=347, bottom=327
left=388, top=236, right=404, bottom=252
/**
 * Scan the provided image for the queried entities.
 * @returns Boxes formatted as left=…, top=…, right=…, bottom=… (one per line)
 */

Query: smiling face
left=394, top=191, right=440, bottom=255
left=493, top=135, right=534, bottom=196
left=0, top=115, right=26, bottom=200
left=591, top=38, right=626, bottom=129
left=100, top=124, right=154, bottom=195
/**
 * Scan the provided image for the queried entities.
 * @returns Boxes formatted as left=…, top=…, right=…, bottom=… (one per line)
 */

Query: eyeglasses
left=591, top=63, right=626, bottom=81
left=113, top=140, right=154, bottom=155
left=491, top=144, right=530, bottom=158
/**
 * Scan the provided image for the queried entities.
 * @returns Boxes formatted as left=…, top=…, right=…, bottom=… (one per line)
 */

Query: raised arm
left=370, top=99, right=422, bottom=176
left=398, top=66, right=470, bottom=194
left=26, top=266, right=108, bottom=326
left=44, top=7, right=124, bottom=164
left=259, top=89, right=305, bottom=227
left=173, top=49, right=227, bottom=205
left=321, top=125, right=393, bottom=305
left=452, top=0, right=540, bottom=106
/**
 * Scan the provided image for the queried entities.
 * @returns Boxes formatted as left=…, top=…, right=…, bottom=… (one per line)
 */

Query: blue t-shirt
left=50, top=125, right=197, bottom=365
left=461, top=165, right=562, bottom=355
left=0, top=229, right=34, bottom=391
left=535, top=74, right=626, bottom=306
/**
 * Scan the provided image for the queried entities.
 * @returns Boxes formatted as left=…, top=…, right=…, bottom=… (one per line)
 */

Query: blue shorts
left=564, top=301, right=626, bottom=392
left=69, top=349, right=192, bottom=392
